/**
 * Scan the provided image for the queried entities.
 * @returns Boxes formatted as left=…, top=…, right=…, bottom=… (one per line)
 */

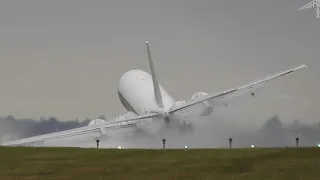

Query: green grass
left=0, top=146, right=319, bottom=180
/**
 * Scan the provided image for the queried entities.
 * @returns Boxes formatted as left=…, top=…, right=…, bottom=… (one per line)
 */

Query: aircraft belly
left=120, top=78, right=158, bottom=114
left=118, top=70, right=174, bottom=114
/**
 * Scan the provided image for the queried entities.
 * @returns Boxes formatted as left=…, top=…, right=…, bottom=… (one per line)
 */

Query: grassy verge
left=0, top=146, right=319, bottom=180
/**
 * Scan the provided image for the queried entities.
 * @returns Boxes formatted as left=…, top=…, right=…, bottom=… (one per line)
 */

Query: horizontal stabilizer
left=298, top=1, right=314, bottom=10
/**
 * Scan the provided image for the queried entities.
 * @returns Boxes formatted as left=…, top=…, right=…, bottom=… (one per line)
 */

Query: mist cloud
left=1, top=114, right=319, bottom=148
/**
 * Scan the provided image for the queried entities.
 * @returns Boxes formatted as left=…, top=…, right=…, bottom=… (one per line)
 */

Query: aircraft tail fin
left=145, top=41, right=164, bottom=108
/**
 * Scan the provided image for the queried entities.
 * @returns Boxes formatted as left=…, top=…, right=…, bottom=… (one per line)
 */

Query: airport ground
left=0, top=146, right=319, bottom=180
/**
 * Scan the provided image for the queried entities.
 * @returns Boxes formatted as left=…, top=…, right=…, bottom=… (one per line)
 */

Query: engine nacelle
left=115, top=111, right=137, bottom=121
left=174, top=100, right=187, bottom=107
left=88, top=119, right=107, bottom=126
left=191, top=92, right=213, bottom=116
left=191, top=92, right=209, bottom=100
left=170, top=100, right=187, bottom=110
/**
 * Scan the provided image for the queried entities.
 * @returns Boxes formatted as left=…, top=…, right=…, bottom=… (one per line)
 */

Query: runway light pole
left=229, top=138, right=232, bottom=149
left=162, top=138, right=166, bottom=150
left=96, top=139, right=100, bottom=148
left=295, top=137, right=299, bottom=148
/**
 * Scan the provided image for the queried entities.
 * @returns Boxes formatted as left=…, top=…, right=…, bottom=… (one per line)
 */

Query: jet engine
left=191, top=92, right=209, bottom=100
left=88, top=119, right=107, bottom=126
left=115, top=111, right=137, bottom=121
left=191, top=92, right=213, bottom=116
left=172, top=100, right=187, bottom=108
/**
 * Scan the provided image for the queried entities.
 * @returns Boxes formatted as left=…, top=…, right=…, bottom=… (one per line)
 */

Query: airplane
left=298, top=0, right=320, bottom=18
left=1, top=41, right=307, bottom=147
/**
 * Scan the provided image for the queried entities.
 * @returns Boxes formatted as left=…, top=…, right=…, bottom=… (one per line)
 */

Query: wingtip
left=296, top=64, right=307, bottom=70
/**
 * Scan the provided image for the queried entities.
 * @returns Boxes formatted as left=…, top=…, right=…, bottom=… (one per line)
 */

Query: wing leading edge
left=169, top=64, right=307, bottom=113
left=1, top=113, right=159, bottom=146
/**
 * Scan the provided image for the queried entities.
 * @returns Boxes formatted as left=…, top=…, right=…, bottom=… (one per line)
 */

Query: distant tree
left=48, top=116, right=58, bottom=127
left=98, top=115, right=106, bottom=120
left=261, top=114, right=283, bottom=132
left=259, top=114, right=285, bottom=146
left=291, top=119, right=301, bottom=129
left=83, top=118, right=91, bottom=125
left=5, top=115, right=15, bottom=121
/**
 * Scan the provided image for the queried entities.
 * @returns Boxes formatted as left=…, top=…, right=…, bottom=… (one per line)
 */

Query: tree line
left=0, top=114, right=319, bottom=147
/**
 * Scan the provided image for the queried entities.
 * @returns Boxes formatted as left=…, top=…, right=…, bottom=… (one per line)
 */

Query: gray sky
left=0, top=0, right=318, bottom=125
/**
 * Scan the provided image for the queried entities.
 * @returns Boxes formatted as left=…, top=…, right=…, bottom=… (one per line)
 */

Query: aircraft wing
left=1, top=113, right=159, bottom=146
left=169, top=64, right=307, bottom=114
left=298, top=1, right=314, bottom=10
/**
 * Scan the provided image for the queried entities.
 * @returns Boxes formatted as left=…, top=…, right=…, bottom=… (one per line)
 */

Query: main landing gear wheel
left=179, top=122, right=194, bottom=135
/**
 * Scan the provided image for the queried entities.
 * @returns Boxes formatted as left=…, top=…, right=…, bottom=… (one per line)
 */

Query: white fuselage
left=118, top=70, right=175, bottom=116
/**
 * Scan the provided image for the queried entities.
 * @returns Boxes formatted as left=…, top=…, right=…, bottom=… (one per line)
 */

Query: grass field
left=0, top=146, right=319, bottom=180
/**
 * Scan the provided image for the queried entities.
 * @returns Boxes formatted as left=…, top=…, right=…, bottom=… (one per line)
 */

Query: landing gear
left=179, top=121, right=194, bottom=135
left=164, top=116, right=170, bottom=124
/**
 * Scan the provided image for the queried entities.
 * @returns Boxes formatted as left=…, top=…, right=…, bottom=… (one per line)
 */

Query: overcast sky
left=0, top=0, right=318, bottom=125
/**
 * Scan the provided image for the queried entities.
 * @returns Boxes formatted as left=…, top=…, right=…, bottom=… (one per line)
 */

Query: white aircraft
left=298, top=0, right=320, bottom=18
left=1, top=41, right=307, bottom=147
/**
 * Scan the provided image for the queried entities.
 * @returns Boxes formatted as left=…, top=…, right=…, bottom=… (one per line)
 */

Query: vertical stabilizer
left=145, top=41, right=164, bottom=108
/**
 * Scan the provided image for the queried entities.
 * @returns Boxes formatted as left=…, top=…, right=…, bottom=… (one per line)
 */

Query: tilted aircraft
left=1, top=41, right=307, bottom=146
left=298, top=0, right=320, bottom=18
